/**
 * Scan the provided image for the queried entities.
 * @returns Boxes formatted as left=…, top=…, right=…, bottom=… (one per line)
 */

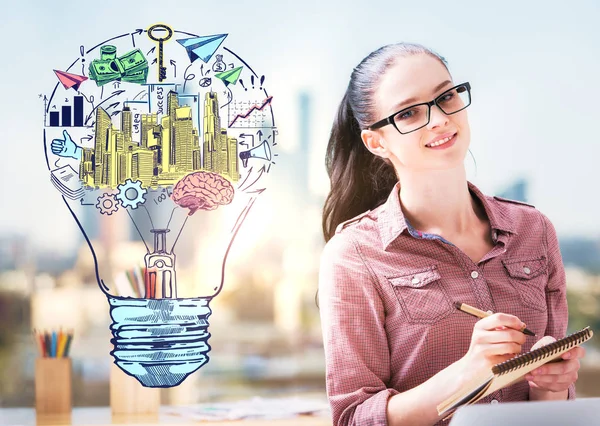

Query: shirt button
left=411, top=277, right=420, bottom=284
left=471, top=271, right=479, bottom=279
left=491, top=399, right=499, bottom=404
left=523, top=267, right=531, bottom=274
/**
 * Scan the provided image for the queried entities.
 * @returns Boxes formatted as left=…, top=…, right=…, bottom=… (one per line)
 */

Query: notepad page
left=437, top=327, right=593, bottom=419
left=484, top=347, right=574, bottom=396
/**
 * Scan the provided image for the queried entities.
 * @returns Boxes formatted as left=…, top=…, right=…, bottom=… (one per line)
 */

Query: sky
left=1, top=0, right=599, bottom=252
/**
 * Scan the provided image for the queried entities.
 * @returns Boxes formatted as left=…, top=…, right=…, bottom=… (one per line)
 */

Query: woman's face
left=362, top=53, right=471, bottom=174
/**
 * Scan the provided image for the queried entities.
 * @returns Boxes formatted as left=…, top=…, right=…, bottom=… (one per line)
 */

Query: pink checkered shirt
left=318, top=181, right=574, bottom=426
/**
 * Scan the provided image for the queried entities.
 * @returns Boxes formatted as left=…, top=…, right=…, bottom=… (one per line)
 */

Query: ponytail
left=321, top=42, right=450, bottom=243
left=321, top=90, right=397, bottom=242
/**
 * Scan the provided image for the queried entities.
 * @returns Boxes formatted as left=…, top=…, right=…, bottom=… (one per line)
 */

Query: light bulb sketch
left=42, top=23, right=278, bottom=387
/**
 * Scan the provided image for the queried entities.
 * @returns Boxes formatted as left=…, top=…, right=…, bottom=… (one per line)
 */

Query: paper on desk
left=167, top=396, right=331, bottom=421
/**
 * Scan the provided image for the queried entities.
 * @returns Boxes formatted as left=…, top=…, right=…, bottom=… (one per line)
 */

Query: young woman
left=318, top=42, right=586, bottom=426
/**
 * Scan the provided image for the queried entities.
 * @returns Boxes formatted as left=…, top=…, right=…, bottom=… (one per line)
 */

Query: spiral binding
left=492, top=326, right=593, bottom=376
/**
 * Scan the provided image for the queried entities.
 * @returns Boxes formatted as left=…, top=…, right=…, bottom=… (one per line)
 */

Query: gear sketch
left=96, top=193, right=120, bottom=215
left=116, top=178, right=147, bottom=209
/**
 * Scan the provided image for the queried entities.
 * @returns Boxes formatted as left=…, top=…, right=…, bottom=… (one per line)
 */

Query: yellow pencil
left=56, top=329, right=64, bottom=358
left=55, top=327, right=63, bottom=358
left=454, top=302, right=536, bottom=336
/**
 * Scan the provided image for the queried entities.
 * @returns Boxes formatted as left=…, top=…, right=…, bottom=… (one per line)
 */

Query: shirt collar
left=378, top=180, right=517, bottom=250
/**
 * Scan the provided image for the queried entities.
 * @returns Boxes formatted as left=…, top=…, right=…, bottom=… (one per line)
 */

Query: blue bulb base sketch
left=107, top=296, right=212, bottom=387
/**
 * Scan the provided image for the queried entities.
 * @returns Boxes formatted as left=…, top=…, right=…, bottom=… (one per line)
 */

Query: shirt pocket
left=501, top=256, right=548, bottom=312
left=386, top=266, right=453, bottom=324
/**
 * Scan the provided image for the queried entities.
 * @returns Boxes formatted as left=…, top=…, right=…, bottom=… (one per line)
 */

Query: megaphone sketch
left=239, top=141, right=271, bottom=167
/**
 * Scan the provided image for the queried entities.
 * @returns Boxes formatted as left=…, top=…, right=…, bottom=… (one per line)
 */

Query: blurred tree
left=0, top=293, right=19, bottom=354
left=567, top=289, right=600, bottom=348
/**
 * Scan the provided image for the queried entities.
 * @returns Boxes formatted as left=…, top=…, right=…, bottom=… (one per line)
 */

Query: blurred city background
left=1, top=0, right=599, bottom=408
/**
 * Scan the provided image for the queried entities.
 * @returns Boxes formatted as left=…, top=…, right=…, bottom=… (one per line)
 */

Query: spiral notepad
left=437, top=326, right=594, bottom=420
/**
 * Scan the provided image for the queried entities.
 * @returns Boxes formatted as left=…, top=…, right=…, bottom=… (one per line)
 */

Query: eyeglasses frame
left=366, top=82, right=472, bottom=134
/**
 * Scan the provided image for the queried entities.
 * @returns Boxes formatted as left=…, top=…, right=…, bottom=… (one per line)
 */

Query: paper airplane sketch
left=176, top=34, right=227, bottom=63
left=54, top=70, right=88, bottom=91
left=215, top=66, right=243, bottom=87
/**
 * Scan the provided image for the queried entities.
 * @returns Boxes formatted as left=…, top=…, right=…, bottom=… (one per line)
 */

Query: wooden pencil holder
left=35, top=358, right=72, bottom=415
left=110, top=363, right=160, bottom=417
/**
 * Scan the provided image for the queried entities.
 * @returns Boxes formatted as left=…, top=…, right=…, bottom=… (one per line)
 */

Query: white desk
left=0, top=407, right=332, bottom=425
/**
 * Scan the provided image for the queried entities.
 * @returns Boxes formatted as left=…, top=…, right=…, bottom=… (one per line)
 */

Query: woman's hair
left=321, top=42, right=450, bottom=243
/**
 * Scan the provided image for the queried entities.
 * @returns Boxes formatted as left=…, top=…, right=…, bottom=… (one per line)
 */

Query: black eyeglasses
left=367, top=82, right=472, bottom=134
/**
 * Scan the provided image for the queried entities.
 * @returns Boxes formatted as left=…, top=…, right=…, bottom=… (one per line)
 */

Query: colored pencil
left=144, top=267, right=151, bottom=298
left=132, top=266, right=144, bottom=298
left=33, top=328, right=75, bottom=358
left=57, top=330, right=65, bottom=358
left=38, top=331, right=47, bottom=357
left=44, top=331, right=51, bottom=357
left=51, top=331, right=57, bottom=358
left=125, top=270, right=135, bottom=294
left=61, top=331, right=69, bottom=357
left=63, top=332, right=74, bottom=358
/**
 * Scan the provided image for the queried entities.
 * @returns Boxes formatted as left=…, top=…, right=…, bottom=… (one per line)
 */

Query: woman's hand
left=525, top=336, right=586, bottom=394
left=458, top=313, right=527, bottom=383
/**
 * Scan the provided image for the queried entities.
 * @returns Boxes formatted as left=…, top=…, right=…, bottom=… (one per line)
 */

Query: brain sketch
left=171, top=171, right=234, bottom=214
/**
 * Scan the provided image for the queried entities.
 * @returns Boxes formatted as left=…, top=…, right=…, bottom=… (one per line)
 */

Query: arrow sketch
left=239, top=165, right=267, bottom=192
left=85, top=90, right=125, bottom=124
left=130, top=29, right=144, bottom=47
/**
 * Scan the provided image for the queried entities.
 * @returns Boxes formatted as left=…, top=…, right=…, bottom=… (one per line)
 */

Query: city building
left=80, top=91, right=239, bottom=189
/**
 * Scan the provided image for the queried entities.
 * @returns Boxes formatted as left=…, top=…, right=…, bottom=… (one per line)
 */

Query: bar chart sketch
left=47, top=96, right=86, bottom=127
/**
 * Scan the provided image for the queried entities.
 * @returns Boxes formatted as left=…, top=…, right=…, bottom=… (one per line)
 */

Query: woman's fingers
left=476, top=313, right=526, bottom=333
left=562, top=346, right=586, bottom=360
left=477, top=342, right=522, bottom=357
left=532, top=358, right=580, bottom=376
left=474, top=329, right=526, bottom=345
left=530, top=335, right=557, bottom=351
